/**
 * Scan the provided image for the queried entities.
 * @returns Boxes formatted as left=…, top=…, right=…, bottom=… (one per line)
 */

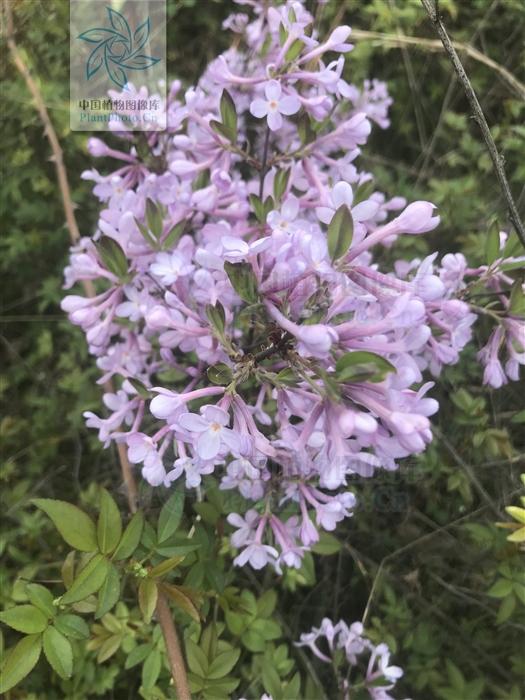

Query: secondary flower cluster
left=62, top=0, right=524, bottom=574
left=296, top=618, right=406, bottom=700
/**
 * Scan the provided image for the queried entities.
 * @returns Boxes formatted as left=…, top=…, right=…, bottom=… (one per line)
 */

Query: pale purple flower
left=178, top=405, right=241, bottom=460
left=250, top=80, right=301, bottom=131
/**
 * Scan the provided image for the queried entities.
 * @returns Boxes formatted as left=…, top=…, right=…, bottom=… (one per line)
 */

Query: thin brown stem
left=3, top=0, right=140, bottom=513
left=156, top=590, right=192, bottom=700
left=420, top=0, right=525, bottom=247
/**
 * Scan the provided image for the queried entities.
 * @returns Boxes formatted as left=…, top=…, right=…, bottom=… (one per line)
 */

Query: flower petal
left=250, top=98, right=269, bottom=118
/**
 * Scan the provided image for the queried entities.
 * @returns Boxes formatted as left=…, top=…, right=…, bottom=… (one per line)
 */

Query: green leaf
left=335, top=350, right=395, bottom=383
left=273, top=168, right=290, bottom=202
left=145, top=198, right=163, bottom=240
left=54, top=614, right=90, bottom=640
left=285, top=38, right=304, bottom=62
left=207, top=363, right=233, bottom=386
left=224, top=261, right=259, bottom=303
left=485, top=220, right=501, bottom=264
left=185, top=638, right=209, bottom=676
left=206, top=303, right=226, bottom=336
left=496, top=593, right=516, bottom=623
left=142, top=649, right=162, bottom=689
left=225, top=610, right=245, bottom=635
left=32, top=499, right=98, bottom=552
left=95, top=562, right=120, bottom=618
left=509, top=280, right=525, bottom=316
left=97, top=633, right=123, bottom=662
left=94, top=236, right=129, bottom=280
left=138, top=579, right=158, bottom=623
left=252, top=618, right=281, bottom=640
left=157, top=491, right=185, bottom=543
left=25, top=584, right=55, bottom=618
left=210, top=119, right=235, bottom=142
left=113, top=511, right=144, bottom=560
left=60, top=553, right=110, bottom=604
left=249, top=194, right=266, bottom=223
left=256, top=590, right=277, bottom=618
left=0, top=633, right=42, bottom=693
left=43, top=626, right=73, bottom=679
left=207, top=648, right=240, bottom=679
left=149, top=555, right=186, bottom=578
left=487, top=578, right=514, bottom=598
left=128, top=377, right=153, bottom=399
left=134, top=216, right=158, bottom=249
left=262, top=662, right=282, bottom=699
left=125, top=643, right=153, bottom=669
left=241, top=628, right=266, bottom=652
left=220, top=90, right=237, bottom=143
left=162, top=219, right=186, bottom=250
left=312, top=532, right=341, bottom=555
left=327, top=204, right=353, bottom=261
left=97, top=489, right=122, bottom=554
left=0, top=605, right=48, bottom=634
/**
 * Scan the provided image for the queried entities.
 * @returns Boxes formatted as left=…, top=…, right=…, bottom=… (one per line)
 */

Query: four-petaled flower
left=250, top=80, right=301, bottom=131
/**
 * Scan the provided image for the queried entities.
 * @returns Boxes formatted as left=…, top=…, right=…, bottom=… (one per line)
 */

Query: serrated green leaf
left=97, top=489, right=122, bottom=554
left=0, top=605, right=48, bottom=634
left=327, top=204, right=353, bottom=260
left=54, top=614, right=90, bottom=640
left=32, top=499, right=98, bottom=552
left=113, top=511, right=144, bottom=561
left=0, top=633, right=42, bottom=693
left=43, top=626, right=73, bottom=679
left=60, top=553, right=110, bottom=604
left=157, top=491, right=185, bottom=543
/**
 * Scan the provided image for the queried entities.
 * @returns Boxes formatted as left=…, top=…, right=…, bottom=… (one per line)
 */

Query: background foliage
left=1, top=0, right=524, bottom=698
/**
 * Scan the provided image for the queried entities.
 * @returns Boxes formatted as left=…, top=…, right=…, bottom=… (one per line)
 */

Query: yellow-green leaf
left=26, top=583, right=55, bottom=618
left=0, top=633, right=42, bottom=693
left=61, top=554, right=110, bottom=605
left=161, top=583, right=200, bottom=622
left=149, top=555, right=186, bottom=579
left=0, top=605, right=48, bottom=634
left=506, top=506, right=525, bottom=525
left=97, top=489, right=122, bottom=554
left=43, top=626, right=73, bottom=679
left=138, top=579, right=158, bottom=623
left=32, top=499, right=98, bottom=552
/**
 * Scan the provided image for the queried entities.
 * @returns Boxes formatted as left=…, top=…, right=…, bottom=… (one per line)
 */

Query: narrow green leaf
left=220, top=90, right=237, bottom=143
left=162, top=219, right=186, bottom=250
left=125, top=643, right=153, bottom=669
left=138, top=579, right=158, bottom=623
left=509, top=280, right=525, bottom=316
left=149, top=555, right=186, bottom=579
left=185, top=638, right=209, bottom=676
left=249, top=193, right=266, bottom=223
left=285, top=38, right=304, bottom=62
left=113, top=511, right=144, bottom=561
left=224, top=261, right=259, bottom=303
left=134, top=216, right=158, bottom=248
left=25, top=584, right=55, bottom=618
left=327, top=204, right=353, bottom=261
left=206, top=303, right=226, bottom=336
left=97, top=489, right=122, bottom=554
left=32, top=499, right=98, bottom=552
left=273, top=168, right=290, bottom=202
left=0, top=605, right=48, bottom=634
left=279, top=22, right=287, bottom=46
left=142, top=649, right=162, bottom=689
left=0, top=633, right=42, bottom=693
left=209, top=119, right=235, bottom=142
left=95, top=562, right=121, bottom=618
left=145, top=198, right=163, bottom=240
left=97, top=633, right=123, bottom=663
left=157, top=491, right=185, bottom=543
left=43, top=626, right=73, bottom=679
left=60, top=554, right=110, bottom=604
left=128, top=377, right=152, bottom=399
left=335, top=350, right=395, bottom=383
left=54, top=614, right=90, bottom=640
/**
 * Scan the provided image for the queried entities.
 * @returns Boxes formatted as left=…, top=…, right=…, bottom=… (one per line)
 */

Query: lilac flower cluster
left=296, top=618, right=406, bottom=700
left=62, top=0, right=524, bottom=573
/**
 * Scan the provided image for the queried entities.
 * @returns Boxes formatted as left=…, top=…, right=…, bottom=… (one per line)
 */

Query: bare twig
left=3, top=0, right=140, bottom=513
left=350, top=29, right=525, bottom=101
left=420, top=0, right=525, bottom=247
left=156, top=590, right=192, bottom=700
